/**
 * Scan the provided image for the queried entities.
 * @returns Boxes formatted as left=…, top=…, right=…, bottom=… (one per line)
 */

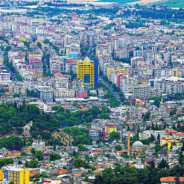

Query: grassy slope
left=157, top=0, right=184, bottom=8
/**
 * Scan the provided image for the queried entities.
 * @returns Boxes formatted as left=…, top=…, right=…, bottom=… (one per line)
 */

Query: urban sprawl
left=0, top=1, right=184, bottom=184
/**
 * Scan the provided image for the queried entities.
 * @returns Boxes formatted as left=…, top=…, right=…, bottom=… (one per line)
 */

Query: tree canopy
left=94, top=164, right=184, bottom=184
left=0, top=103, right=109, bottom=145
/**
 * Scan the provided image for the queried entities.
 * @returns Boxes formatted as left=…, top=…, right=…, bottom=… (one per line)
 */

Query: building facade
left=0, top=168, right=29, bottom=184
left=77, top=57, right=98, bottom=88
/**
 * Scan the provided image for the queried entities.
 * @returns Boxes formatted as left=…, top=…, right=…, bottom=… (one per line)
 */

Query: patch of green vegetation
left=157, top=0, right=184, bottom=8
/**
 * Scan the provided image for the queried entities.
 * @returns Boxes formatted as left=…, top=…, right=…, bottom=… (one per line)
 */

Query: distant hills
left=99, top=0, right=137, bottom=3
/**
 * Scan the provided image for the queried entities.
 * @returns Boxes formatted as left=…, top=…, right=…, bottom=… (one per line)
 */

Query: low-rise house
left=160, top=177, right=184, bottom=184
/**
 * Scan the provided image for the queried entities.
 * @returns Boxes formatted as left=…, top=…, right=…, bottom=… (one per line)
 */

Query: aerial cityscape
left=0, top=0, right=184, bottom=184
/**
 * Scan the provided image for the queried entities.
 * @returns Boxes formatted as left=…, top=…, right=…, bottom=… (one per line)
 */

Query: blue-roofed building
left=67, top=52, right=79, bottom=58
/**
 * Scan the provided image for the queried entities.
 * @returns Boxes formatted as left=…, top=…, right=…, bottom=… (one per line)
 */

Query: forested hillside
left=0, top=103, right=110, bottom=146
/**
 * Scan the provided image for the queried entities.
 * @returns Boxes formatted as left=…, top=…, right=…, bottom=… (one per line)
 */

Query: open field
left=156, top=0, right=184, bottom=8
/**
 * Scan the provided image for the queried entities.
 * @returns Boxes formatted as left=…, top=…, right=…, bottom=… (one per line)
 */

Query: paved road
left=99, top=76, right=122, bottom=105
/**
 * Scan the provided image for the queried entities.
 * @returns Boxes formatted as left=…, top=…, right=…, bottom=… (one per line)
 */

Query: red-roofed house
left=43, top=179, right=61, bottom=184
left=173, top=132, right=184, bottom=140
left=57, top=169, right=69, bottom=174
left=90, top=150, right=101, bottom=156
left=160, top=177, right=184, bottom=184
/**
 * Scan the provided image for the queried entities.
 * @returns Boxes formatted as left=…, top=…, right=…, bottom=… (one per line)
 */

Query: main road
left=4, top=64, right=17, bottom=81
left=99, top=76, right=122, bottom=105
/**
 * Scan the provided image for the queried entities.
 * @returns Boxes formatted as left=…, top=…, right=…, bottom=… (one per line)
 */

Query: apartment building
left=37, top=87, right=54, bottom=103
left=8, top=83, right=26, bottom=95
left=119, top=75, right=138, bottom=93
left=155, top=77, right=184, bottom=95
left=54, top=89, right=75, bottom=98
left=0, top=168, right=29, bottom=184
left=133, top=85, right=151, bottom=99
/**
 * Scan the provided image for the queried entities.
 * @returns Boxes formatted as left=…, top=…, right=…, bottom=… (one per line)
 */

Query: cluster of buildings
left=0, top=1, right=184, bottom=184
left=1, top=6, right=184, bottom=102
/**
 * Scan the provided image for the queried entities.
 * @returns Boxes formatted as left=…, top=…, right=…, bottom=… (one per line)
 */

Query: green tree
left=175, top=174, right=181, bottom=184
left=181, top=142, right=184, bottom=152
left=21, top=152, right=26, bottom=156
left=179, top=151, right=184, bottom=166
left=35, top=150, right=43, bottom=161
left=31, top=148, right=36, bottom=155
left=37, top=42, right=42, bottom=49
left=157, top=133, right=160, bottom=141
left=154, top=99, right=160, bottom=107
left=158, top=159, right=169, bottom=169
left=25, top=161, right=29, bottom=167
left=0, top=158, right=14, bottom=168
left=53, top=144, right=56, bottom=151
left=143, top=112, right=151, bottom=121
left=115, top=145, right=122, bottom=151
left=78, top=144, right=88, bottom=151
left=109, top=132, right=120, bottom=142
left=49, top=153, right=61, bottom=161
left=0, top=136, right=24, bottom=150
left=74, top=158, right=90, bottom=168
left=27, top=159, right=38, bottom=168
left=13, top=94, right=20, bottom=98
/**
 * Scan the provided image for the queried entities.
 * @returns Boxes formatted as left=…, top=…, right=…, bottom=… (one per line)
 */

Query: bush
left=50, top=153, right=61, bottom=161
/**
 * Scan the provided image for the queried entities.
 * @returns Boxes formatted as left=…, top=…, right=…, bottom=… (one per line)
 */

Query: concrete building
left=37, top=87, right=54, bottom=103
left=133, top=85, right=151, bottom=99
left=0, top=168, right=29, bottom=184
left=119, top=75, right=138, bottom=93
left=77, top=57, right=98, bottom=88
left=155, top=77, right=184, bottom=96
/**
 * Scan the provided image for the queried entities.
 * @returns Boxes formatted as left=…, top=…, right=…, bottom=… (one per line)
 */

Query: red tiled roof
left=160, top=177, right=184, bottom=182
left=58, top=169, right=69, bottom=174
left=174, top=133, right=184, bottom=137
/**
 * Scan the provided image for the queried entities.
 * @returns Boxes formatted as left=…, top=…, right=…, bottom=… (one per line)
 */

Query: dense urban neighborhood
left=0, top=0, right=184, bottom=184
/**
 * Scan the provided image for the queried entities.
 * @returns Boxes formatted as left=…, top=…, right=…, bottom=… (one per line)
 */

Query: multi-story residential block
left=67, top=52, right=79, bottom=58
left=76, top=90, right=87, bottom=98
left=105, top=124, right=117, bottom=138
left=8, top=83, right=26, bottom=95
left=32, top=140, right=45, bottom=151
left=133, top=85, right=151, bottom=99
left=30, top=69, right=43, bottom=78
left=54, top=89, right=75, bottom=98
left=0, top=71, right=10, bottom=82
left=37, top=87, right=54, bottom=102
left=119, top=75, right=138, bottom=93
left=0, top=168, right=29, bottom=184
left=89, top=129, right=101, bottom=138
left=131, top=57, right=144, bottom=68
left=155, top=77, right=184, bottom=96
left=65, top=41, right=80, bottom=54
left=19, top=69, right=34, bottom=80
left=114, top=48, right=129, bottom=58
left=28, top=53, right=42, bottom=65
left=77, top=57, right=98, bottom=88
left=50, top=56, right=64, bottom=74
